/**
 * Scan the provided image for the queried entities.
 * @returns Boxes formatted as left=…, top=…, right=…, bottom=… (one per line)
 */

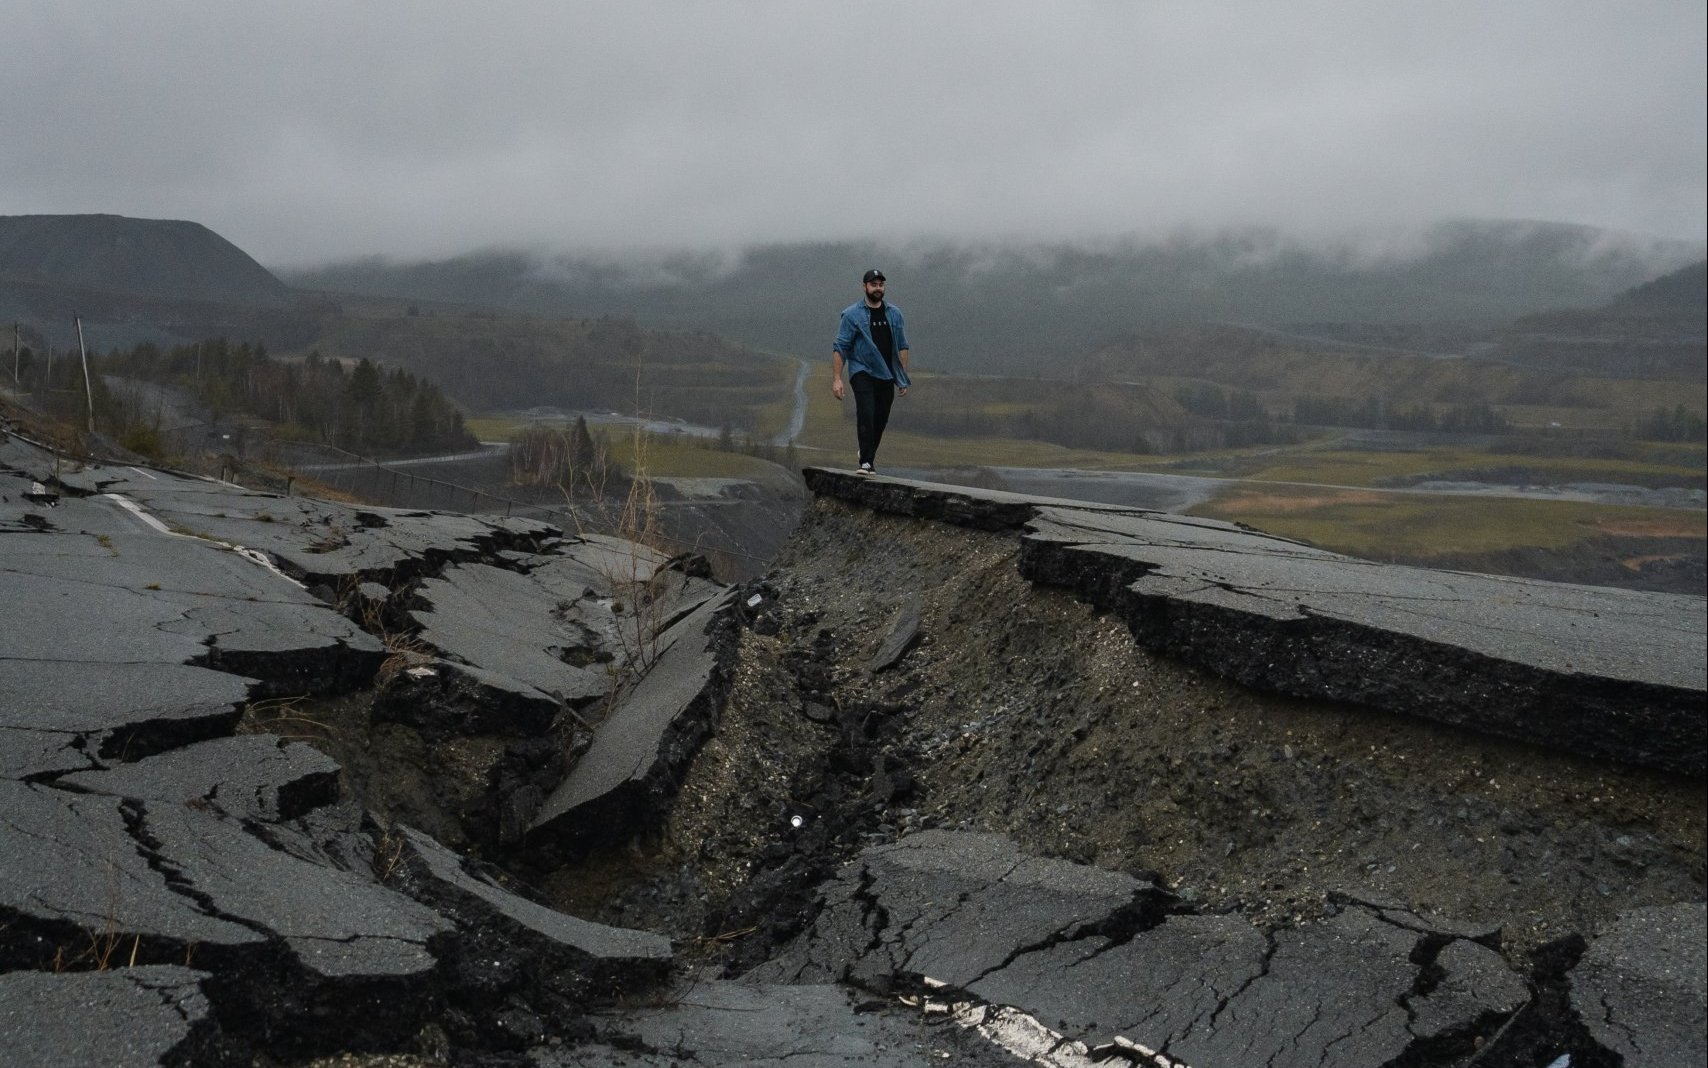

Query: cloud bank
left=2, top=1, right=1702, bottom=265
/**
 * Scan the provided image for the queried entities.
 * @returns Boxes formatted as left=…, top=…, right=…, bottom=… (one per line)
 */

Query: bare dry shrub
left=242, top=695, right=340, bottom=744
left=373, top=825, right=408, bottom=884
left=331, top=573, right=434, bottom=684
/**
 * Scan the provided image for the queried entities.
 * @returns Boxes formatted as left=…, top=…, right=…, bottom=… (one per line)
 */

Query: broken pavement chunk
left=530, top=591, right=734, bottom=850
left=59, top=734, right=340, bottom=821
left=755, top=830, right=1532, bottom=1067
left=410, top=561, right=616, bottom=708
left=750, top=829, right=1156, bottom=991
left=1018, top=506, right=1706, bottom=777
left=0, top=781, right=261, bottom=953
left=1569, top=902, right=1707, bottom=1066
left=140, top=802, right=449, bottom=978
left=968, top=910, right=1270, bottom=1050
left=397, top=826, right=670, bottom=997
left=0, top=661, right=252, bottom=776
left=0, top=966, right=213, bottom=1068
left=868, top=593, right=922, bottom=673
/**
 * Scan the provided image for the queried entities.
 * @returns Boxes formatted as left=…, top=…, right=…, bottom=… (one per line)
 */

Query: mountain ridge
left=0, top=213, right=294, bottom=307
left=284, top=219, right=1704, bottom=371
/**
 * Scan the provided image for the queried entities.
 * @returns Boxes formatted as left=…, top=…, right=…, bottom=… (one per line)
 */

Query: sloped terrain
left=286, top=221, right=1705, bottom=371
left=0, top=214, right=319, bottom=352
left=531, top=477, right=1706, bottom=1066
left=0, top=214, right=293, bottom=306
left=1, top=428, right=1702, bottom=1067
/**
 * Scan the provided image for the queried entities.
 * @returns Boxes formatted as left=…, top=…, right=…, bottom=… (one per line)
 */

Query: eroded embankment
left=532, top=488, right=1705, bottom=1064
left=573, top=494, right=1703, bottom=953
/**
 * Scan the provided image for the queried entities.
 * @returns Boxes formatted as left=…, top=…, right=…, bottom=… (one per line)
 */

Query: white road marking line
left=102, top=493, right=304, bottom=589
left=105, top=492, right=172, bottom=534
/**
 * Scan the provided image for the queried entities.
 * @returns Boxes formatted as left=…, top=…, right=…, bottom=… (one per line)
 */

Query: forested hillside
left=286, top=220, right=1703, bottom=373
left=82, top=340, right=477, bottom=456
left=1613, top=259, right=1707, bottom=313
left=311, top=305, right=796, bottom=433
left=1064, top=321, right=1697, bottom=437
left=1493, top=258, right=1706, bottom=380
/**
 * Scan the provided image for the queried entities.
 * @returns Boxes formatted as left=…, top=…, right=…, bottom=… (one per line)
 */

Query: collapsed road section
left=0, top=432, right=709, bottom=1064
left=802, top=467, right=1705, bottom=778
left=1, top=432, right=1703, bottom=1066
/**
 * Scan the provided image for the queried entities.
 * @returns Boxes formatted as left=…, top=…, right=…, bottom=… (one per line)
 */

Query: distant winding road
left=771, top=358, right=811, bottom=446
left=290, top=443, right=508, bottom=472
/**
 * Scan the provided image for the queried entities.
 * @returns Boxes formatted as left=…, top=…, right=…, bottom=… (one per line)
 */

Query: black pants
left=851, top=372, right=895, bottom=466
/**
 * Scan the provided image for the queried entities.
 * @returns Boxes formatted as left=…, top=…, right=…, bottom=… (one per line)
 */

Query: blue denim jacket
left=834, top=301, right=911, bottom=388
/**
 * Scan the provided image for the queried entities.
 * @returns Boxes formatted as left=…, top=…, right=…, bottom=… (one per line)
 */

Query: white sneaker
left=858, top=462, right=875, bottom=476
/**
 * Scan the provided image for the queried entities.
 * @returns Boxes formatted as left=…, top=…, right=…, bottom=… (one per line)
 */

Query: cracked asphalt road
left=2, top=433, right=1702, bottom=1067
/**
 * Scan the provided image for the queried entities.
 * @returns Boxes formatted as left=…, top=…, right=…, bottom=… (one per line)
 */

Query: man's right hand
left=831, top=376, right=844, bottom=401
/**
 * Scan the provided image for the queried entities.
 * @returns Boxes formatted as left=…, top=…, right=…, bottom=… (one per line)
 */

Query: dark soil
left=1419, top=534, right=1706, bottom=596
left=542, top=496, right=1706, bottom=977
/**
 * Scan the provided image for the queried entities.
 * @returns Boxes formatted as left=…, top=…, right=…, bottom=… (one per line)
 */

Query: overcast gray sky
left=3, top=2, right=1703, bottom=266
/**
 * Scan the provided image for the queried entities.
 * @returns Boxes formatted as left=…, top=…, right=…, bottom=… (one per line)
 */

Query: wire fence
left=3, top=394, right=797, bottom=580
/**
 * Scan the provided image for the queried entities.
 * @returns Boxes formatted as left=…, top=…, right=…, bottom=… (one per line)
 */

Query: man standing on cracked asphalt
left=831, top=268, right=911, bottom=476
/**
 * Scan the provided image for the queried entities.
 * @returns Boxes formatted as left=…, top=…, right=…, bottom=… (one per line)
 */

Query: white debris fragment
left=910, top=978, right=1188, bottom=1068
left=746, top=593, right=764, bottom=608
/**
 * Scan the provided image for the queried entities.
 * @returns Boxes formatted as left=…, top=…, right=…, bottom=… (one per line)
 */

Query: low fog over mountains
left=2, top=213, right=1701, bottom=383
left=286, top=219, right=1702, bottom=371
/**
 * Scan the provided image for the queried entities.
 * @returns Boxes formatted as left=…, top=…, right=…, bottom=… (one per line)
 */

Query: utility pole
left=75, top=315, right=94, bottom=433
left=11, top=322, right=17, bottom=387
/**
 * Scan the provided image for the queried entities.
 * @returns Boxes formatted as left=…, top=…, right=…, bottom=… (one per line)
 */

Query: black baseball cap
left=862, top=269, right=885, bottom=283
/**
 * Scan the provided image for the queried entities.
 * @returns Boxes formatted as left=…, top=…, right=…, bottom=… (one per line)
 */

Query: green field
left=776, top=361, right=1705, bottom=582
left=468, top=414, right=785, bottom=481
left=457, top=345, right=1705, bottom=582
left=1198, top=446, right=1705, bottom=490
left=791, top=367, right=1166, bottom=468
left=1192, top=482, right=1704, bottom=561
left=607, top=436, right=780, bottom=480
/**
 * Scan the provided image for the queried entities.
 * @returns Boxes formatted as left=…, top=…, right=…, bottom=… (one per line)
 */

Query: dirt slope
left=543, top=495, right=1705, bottom=978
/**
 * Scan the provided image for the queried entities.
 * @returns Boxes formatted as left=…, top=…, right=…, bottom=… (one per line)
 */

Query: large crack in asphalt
left=4, top=444, right=1701, bottom=1065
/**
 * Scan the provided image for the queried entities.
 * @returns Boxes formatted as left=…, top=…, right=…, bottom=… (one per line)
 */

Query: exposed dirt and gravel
left=540, top=495, right=1705, bottom=979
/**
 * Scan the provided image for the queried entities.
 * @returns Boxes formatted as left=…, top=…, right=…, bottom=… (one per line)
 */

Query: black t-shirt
left=867, top=302, right=897, bottom=376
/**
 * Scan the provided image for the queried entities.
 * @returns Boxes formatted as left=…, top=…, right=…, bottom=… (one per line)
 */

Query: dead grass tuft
left=1212, top=488, right=1387, bottom=513
left=1592, top=516, right=1705, bottom=538
left=242, top=695, right=340, bottom=743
